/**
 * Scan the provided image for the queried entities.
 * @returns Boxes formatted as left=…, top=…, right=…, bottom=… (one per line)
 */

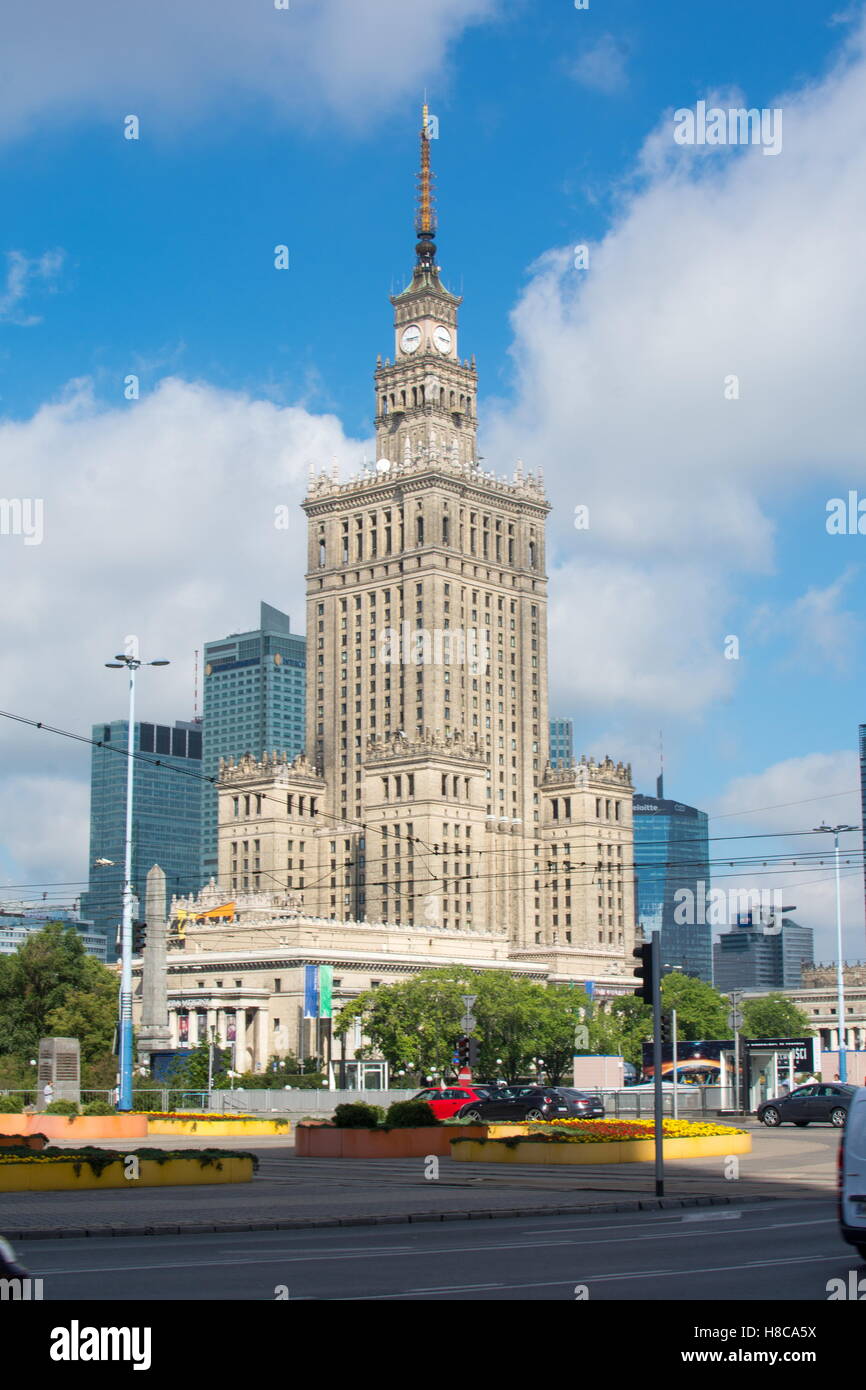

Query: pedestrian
left=42, top=1082, right=54, bottom=1109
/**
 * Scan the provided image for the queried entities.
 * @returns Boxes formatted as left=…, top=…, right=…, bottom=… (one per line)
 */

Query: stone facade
left=132, top=114, right=639, bottom=1063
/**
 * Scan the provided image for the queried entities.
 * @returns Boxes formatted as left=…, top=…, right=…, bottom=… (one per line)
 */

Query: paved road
left=1, top=1124, right=843, bottom=1238
left=15, top=1197, right=862, bottom=1301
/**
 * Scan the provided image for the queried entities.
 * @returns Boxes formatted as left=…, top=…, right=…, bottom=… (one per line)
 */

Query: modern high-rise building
left=549, top=718, right=574, bottom=769
left=713, top=916, right=814, bottom=993
left=0, top=908, right=107, bottom=961
left=82, top=719, right=203, bottom=958
left=201, top=602, right=306, bottom=884
left=633, top=785, right=712, bottom=980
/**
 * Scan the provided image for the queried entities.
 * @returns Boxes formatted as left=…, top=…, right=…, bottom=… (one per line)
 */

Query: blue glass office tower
left=82, top=719, right=202, bottom=959
left=633, top=782, right=712, bottom=981
left=201, top=602, right=306, bottom=884
left=549, top=718, right=574, bottom=768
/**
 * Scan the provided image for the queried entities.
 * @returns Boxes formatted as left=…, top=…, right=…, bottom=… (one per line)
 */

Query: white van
left=839, top=1085, right=866, bottom=1259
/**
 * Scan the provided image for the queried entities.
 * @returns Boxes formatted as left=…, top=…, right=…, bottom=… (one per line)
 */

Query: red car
left=412, top=1086, right=492, bottom=1120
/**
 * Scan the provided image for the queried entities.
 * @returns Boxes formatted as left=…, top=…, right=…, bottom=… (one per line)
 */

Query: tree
left=587, top=995, right=652, bottom=1068
left=0, top=922, right=115, bottom=1059
left=167, top=1041, right=231, bottom=1089
left=514, top=983, right=585, bottom=1085
left=660, top=972, right=729, bottom=1040
left=45, top=956, right=118, bottom=1064
left=334, top=969, right=589, bottom=1084
left=741, top=994, right=812, bottom=1040
left=334, top=967, right=470, bottom=1077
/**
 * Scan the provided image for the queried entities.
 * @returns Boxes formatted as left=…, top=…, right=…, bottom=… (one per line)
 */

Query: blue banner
left=303, top=965, right=319, bottom=1019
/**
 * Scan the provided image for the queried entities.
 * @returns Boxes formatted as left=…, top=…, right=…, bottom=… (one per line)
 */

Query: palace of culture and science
left=136, top=112, right=636, bottom=1075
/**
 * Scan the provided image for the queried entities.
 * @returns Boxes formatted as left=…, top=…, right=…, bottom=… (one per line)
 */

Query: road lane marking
left=30, top=1218, right=838, bottom=1278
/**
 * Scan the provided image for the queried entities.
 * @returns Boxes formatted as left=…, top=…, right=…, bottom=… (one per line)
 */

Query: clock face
left=401, top=325, right=422, bottom=354
left=433, top=326, right=453, bottom=354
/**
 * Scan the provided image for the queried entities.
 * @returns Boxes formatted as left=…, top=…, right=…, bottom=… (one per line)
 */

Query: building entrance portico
left=168, top=988, right=270, bottom=1072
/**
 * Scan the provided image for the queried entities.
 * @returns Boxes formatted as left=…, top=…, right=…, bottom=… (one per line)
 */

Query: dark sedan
left=454, top=1086, right=601, bottom=1123
left=757, top=1082, right=857, bottom=1128
left=556, top=1087, right=605, bottom=1118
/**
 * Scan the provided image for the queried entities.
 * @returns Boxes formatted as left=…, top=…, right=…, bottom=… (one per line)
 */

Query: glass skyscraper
left=82, top=719, right=203, bottom=959
left=633, top=788, right=712, bottom=981
left=549, top=718, right=574, bottom=768
left=713, top=917, right=814, bottom=992
left=201, top=602, right=306, bottom=884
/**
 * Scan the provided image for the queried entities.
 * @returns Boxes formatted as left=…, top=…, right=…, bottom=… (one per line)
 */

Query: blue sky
left=0, top=0, right=863, bottom=955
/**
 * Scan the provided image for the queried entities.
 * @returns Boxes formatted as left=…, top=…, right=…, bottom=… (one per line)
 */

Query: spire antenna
left=415, top=103, right=437, bottom=269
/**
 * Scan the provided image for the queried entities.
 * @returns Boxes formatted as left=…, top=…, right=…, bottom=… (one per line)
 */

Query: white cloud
left=0, top=250, right=63, bottom=325
left=0, top=376, right=369, bottom=894
left=749, top=571, right=862, bottom=674
left=483, top=14, right=866, bottom=717
left=0, top=0, right=498, bottom=142
left=708, top=752, right=864, bottom=960
left=568, top=34, right=630, bottom=95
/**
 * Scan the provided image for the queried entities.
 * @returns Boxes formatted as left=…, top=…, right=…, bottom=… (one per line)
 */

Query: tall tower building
left=215, top=110, right=635, bottom=983
left=201, top=602, right=306, bottom=884
left=82, top=718, right=202, bottom=960
left=633, top=791, right=712, bottom=981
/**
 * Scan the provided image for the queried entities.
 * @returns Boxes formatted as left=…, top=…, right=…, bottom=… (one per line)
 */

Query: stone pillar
left=255, top=1009, right=270, bottom=1071
left=235, top=1009, right=247, bottom=1071
left=138, top=865, right=173, bottom=1064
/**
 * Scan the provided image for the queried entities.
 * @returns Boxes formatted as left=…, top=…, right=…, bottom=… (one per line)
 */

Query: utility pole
left=813, top=824, right=855, bottom=1083
left=651, top=932, right=664, bottom=1196
left=672, top=1007, right=679, bottom=1122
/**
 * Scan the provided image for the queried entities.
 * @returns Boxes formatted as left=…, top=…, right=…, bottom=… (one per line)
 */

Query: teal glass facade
left=633, top=793, right=712, bottom=981
left=201, top=602, right=306, bottom=884
left=82, top=720, right=203, bottom=960
left=549, top=718, right=573, bottom=768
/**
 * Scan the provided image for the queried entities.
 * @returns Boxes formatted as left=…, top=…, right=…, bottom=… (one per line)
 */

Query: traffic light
left=632, top=940, right=654, bottom=1003
left=660, top=1012, right=674, bottom=1044
left=132, top=921, right=147, bottom=954
left=456, top=1036, right=480, bottom=1068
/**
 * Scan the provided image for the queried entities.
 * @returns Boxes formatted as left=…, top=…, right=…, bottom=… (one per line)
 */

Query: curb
left=7, top=1191, right=774, bottom=1241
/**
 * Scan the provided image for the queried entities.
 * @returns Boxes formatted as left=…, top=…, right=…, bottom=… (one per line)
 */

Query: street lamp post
left=814, top=824, right=856, bottom=1084
left=105, top=649, right=170, bottom=1111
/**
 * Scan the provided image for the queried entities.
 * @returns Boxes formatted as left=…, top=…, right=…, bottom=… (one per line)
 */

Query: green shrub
left=385, top=1099, right=440, bottom=1128
left=0, top=1095, right=23, bottom=1113
left=81, top=1100, right=116, bottom=1116
left=333, top=1102, right=382, bottom=1129
left=44, top=1099, right=80, bottom=1115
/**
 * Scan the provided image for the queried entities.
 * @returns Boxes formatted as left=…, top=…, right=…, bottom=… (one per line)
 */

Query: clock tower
left=374, top=106, right=479, bottom=470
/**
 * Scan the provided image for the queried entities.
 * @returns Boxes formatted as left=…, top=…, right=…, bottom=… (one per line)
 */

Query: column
left=235, top=1009, right=246, bottom=1071
left=255, top=1009, right=270, bottom=1072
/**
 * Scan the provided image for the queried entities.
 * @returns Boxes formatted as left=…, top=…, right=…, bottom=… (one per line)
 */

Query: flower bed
left=450, top=1118, right=752, bottom=1165
left=0, top=1133, right=45, bottom=1150
left=296, top=1123, right=488, bottom=1158
left=0, top=1145, right=257, bottom=1191
left=523, top=1118, right=747, bottom=1143
left=140, top=1112, right=290, bottom=1137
